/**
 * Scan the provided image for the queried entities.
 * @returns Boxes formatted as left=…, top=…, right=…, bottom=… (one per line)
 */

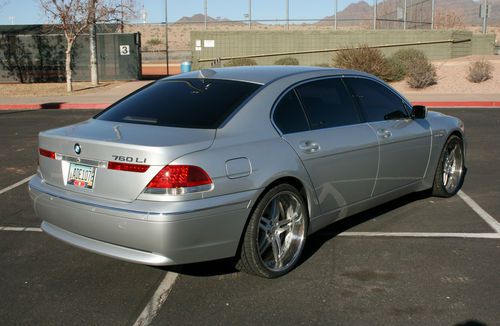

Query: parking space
left=0, top=108, right=499, bottom=325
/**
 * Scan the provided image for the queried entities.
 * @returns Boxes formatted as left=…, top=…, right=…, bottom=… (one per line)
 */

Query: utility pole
left=482, top=0, right=488, bottom=34
left=204, top=0, right=208, bottom=30
left=248, top=0, right=252, bottom=29
left=165, top=0, right=170, bottom=76
left=431, top=0, right=435, bottom=29
left=403, top=0, right=407, bottom=30
left=286, top=0, right=289, bottom=30
left=334, top=0, right=337, bottom=30
left=89, top=0, right=98, bottom=86
left=373, top=0, right=377, bottom=30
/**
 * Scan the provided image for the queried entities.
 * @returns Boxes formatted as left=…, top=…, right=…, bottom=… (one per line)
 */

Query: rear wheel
left=237, top=184, right=308, bottom=278
left=432, top=135, right=465, bottom=197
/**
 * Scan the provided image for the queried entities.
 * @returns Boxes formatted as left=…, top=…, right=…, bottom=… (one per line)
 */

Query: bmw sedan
left=29, top=66, right=466, bottom=278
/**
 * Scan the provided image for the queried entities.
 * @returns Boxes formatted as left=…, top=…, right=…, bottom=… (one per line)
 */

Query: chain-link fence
left=127, top=0, right=497, bottom=76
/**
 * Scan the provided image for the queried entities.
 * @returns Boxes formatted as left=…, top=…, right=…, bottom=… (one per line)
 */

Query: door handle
left=376, top=129, right=392, bottom=139
left=299, top=141, right=320, bottom=153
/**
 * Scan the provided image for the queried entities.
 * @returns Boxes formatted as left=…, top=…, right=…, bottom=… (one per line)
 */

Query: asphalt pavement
left=0, top=108, right=499, bottom=325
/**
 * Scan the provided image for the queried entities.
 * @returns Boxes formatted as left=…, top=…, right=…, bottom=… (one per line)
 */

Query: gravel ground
left=390, top=55, right=500, bottom=95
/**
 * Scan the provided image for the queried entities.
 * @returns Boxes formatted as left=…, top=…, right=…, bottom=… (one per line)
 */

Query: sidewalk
left=0, top=80, right=499, bottom=110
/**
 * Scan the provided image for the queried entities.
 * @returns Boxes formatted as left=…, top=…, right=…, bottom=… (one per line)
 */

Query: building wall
left=191, top=30, right=496, bottom=69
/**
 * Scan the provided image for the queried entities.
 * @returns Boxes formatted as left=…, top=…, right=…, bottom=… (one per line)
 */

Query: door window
left=295, top=78, right=361, bottom=130
left=345, top=77, right=409, bottom=122
left=273, top=90, right=310, bottom=134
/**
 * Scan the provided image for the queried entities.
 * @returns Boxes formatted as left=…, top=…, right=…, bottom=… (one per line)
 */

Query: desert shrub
left=274, top=57, right=299, bottom=65
left=385, top=57, right=406, bottom=82
left=146, top=38, right=162, bottom=47
left=391, top=48, right=437, bottom=88
left=467, top=59, right=493, bottom=83
left=391, top=48, right=427, bottom=73
left=407, top=60, right=437, bottom=88
left=224, top=58, right=258, bottom=67
left=333, top=45, right=391, bottom=80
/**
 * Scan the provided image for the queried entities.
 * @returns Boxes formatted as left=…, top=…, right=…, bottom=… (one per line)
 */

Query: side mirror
left=412, top=105, right=427, bottom=119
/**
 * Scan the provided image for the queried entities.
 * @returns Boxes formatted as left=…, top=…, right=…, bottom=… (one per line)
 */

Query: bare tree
left=40, top=0, right=92, bottom=92
left=40, top=0, right=135, bottom=92
left=88, top=0, right=136, bottom=86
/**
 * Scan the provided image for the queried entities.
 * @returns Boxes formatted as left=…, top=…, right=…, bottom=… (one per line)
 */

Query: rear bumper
left=29, top=176, right=257, bottom=265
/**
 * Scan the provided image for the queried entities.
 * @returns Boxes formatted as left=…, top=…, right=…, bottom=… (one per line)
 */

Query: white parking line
left=133, top=272, right=179, bottom=326
left=0, top=174, right=35, bottom=195
left=458, top=190, right=500, bottom=233
left=0, top=226, right=42, bottom=232
left=339, top=232, right=500, bottom=239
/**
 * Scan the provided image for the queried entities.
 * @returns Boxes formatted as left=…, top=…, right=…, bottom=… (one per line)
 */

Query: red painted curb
left=412, top=101, right=500, bottom=108
left=0, top=103, right=109, bottom=110
left=0, top=101, right=499, bottom=111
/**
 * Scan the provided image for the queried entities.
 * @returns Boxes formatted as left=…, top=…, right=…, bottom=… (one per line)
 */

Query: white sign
left=195, top=46, right=202, bottom=51
left=195, top=40, right=202, bottom=47
left=119, top=45, right=130, bottom=56
left=203, top=40, right=215, bottom=48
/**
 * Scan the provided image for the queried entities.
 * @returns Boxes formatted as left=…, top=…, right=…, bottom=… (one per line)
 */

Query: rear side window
left=96, top=79, right=260, bottom=129
left=273, top=91, right=309, bottom=134
left=345, top=78, right=408, bottom=122
left=295, top=78, right=360, bottom=130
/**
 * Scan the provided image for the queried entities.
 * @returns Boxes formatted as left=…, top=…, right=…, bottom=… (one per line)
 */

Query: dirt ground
left=390, top=55, right=500, bottom=94
left=0, top=81, right=126, bottom=97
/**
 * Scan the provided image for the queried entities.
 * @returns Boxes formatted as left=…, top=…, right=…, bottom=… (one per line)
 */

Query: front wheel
left=237, top=184, right=308, bottom=278
left=432, top=135, right=465, bottom=197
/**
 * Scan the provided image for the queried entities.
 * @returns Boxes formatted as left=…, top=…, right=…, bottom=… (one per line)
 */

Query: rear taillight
left=39, top=148, right=55, bottom=159
left=145, top=165, right=213, bottom=195
left=108, top=162, right=150, bottom=173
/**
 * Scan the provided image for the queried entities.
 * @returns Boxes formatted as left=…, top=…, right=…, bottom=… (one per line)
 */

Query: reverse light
left=39, top=148, right=56, bottom=159
left=145, top=165, right=213, bottom=195
left=108, top=162, right=150, bottom=173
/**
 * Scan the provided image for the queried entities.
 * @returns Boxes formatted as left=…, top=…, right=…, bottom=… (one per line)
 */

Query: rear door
left=344, top=77, right=431, bottom=196
left=274, top=77, right=379, bottom=214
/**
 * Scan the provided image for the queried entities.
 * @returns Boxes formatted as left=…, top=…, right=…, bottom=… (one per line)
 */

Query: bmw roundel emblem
left=74, top=143, right=81, bottom=155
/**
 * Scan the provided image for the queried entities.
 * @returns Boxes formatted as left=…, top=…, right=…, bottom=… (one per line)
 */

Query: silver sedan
left=29, top=66, right=466, bottom=278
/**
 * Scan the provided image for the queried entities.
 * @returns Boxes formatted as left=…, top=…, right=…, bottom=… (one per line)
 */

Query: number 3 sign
left=119, top=45, right=130, bottom=56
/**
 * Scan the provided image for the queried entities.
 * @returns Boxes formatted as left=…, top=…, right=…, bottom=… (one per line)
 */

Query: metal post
left=334, top=0, right=337, bottom=30
left=403, top=0, right=406, bottom=30
left=165, top=0, right=170, bottom=76
left=286, top=0, right=289, bottom=30
left=373, top=0, right=377, bottom=30
left=249, top=0, right=252, bottom=29
left=403, top=0, right=407, bottom=30
left=482, top=0, right=488, bottom=34
left=431, top=0, right=435, bottom=29
left=204, top=0, right=208, bottom=31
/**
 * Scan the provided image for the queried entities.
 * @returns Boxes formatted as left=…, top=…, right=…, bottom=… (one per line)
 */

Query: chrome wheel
left=442, top=140, right=464, bottom=194
left=257, top=191, right=306, bottom=272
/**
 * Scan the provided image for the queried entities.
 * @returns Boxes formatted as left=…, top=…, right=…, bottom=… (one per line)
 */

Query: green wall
left=191, top=30, right=496, bottom=69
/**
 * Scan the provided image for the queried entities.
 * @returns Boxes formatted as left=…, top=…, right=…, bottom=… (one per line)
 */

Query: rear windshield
left=95, top=79, right=261, bottom=129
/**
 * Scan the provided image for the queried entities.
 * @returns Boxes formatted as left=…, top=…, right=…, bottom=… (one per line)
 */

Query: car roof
left=164, top=66, right=368, bottom=85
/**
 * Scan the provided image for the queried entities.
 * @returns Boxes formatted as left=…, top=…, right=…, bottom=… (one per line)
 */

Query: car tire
left=432, top=135, right=466, bottom=198
left=237, top=184, right=308, bottom=278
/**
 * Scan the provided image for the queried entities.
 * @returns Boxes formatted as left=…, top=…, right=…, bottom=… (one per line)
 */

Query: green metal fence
left=0, top=31, right=141, bottom=83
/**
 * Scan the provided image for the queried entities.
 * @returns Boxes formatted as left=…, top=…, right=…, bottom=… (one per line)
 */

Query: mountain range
left=176, top=0, right=499, bottom=26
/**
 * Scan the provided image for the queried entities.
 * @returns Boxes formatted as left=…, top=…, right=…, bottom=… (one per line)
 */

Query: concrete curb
left=0, top=101, right=499, bottom=111
left=0, top=103, right=109, bottom=110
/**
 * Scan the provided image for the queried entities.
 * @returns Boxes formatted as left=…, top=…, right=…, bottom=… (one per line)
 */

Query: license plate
left=67, top=163, right=96, bottom=189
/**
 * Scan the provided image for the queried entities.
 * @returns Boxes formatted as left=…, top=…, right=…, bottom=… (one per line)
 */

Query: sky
left=0, top=0, right=360, bottom=25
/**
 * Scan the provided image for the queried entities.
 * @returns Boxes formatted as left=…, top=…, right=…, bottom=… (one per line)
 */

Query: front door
left=344, top=77, right=432, bottom=196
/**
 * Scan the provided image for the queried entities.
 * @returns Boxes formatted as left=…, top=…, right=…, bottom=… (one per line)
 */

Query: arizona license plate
left=67, top=163, right=96, bottom=189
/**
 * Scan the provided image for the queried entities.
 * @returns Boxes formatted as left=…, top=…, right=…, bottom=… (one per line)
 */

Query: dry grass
left=0, top=81, right=126, bottom=97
